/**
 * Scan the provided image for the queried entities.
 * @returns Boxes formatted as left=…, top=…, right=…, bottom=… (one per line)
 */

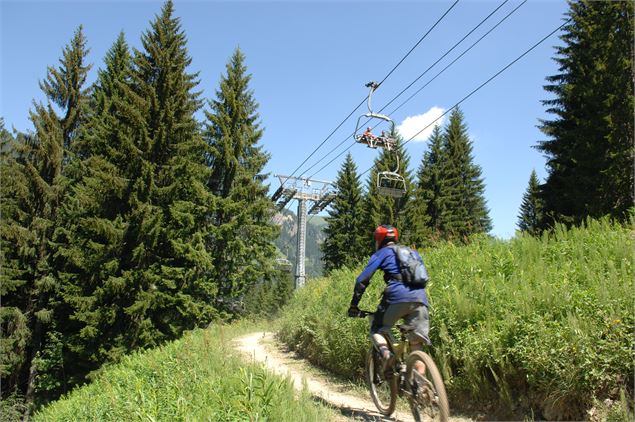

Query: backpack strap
left=384, top=272, right=402, bottom=281
left=384, top=245, right=403, bottom=282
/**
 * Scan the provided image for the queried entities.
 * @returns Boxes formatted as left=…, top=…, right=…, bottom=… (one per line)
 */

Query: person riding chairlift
left=361, top=127, right=376, bottom=143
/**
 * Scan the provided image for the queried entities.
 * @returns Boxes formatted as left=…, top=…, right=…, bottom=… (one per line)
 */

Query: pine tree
left=0, top=121, right=30, bottom=400
left=364, top=130, right=413, bottom=252
left=119, top=0, right=217, bottom=345
left=322, top=153, right=366, bottom=273
left=203, top=47, right=278, bottom=313
left=272, top=270, right=293, bottom=311
left=52, top=33, right=138, bottom=380
left=0, top=117, right=12, bottom=155
left=0, top=123, right=29, bottom=408
left=72, top=32, right=133, bottom=162
left=537, top=1, right=634, bottom=227
left=438, top=108, right=492, bottom=240
left=517, top=170, right=543, bottom=236
left=56, top=2, right=218, bottom=381
left=405, top=125, right=445, bottom=246
left=0, top=27, right=91, bottom=413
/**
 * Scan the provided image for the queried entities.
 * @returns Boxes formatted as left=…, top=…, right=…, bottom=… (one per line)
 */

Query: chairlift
left=354, top=81, right=397, bottom=150
left=377, top=172, right=406, bottom=198
left=377, top=154, right=406, bottom=198
left=351, top=81, right=405, bottom=198
left=275, top=257, right=293, bottom=272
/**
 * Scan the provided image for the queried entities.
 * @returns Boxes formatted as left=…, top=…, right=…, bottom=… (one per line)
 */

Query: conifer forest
left=1, top=0, right=633, bottom=419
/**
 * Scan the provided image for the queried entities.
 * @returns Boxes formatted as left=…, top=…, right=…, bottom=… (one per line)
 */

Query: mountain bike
left=353, top=310, right=449, bottom=422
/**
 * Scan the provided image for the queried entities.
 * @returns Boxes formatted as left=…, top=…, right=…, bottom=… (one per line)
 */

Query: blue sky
left=1, top=0, right=569, bottom=239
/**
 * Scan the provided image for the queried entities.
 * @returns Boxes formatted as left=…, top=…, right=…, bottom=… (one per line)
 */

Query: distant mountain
left=273, top=209, right=326, bottom=278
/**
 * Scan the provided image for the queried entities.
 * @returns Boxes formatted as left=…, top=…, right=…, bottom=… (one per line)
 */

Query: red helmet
left=374, top=225, right=398, bottom=249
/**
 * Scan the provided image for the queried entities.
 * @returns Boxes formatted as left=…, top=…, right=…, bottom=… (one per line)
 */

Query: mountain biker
left=347, top=224, right=430, bottom=372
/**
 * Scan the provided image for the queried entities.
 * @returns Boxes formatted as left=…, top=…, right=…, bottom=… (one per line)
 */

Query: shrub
left=277, top=218, right=634, bottom=419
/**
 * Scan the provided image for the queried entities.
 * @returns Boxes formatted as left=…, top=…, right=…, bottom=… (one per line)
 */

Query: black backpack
left=388, top=245, right=429, bottom=288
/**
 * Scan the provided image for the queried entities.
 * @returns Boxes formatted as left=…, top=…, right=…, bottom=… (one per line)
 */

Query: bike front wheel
left=405, top=350, right=449, bottom=422
left=365, top=345, right=398, bottom=416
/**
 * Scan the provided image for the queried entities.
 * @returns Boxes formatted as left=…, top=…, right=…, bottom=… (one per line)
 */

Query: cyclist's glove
left=347, top=305, right=360, bottom=318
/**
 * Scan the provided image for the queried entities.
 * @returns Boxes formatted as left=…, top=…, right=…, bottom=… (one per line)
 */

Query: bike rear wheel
left=405, top=350, right=449, bottom=422
left=365, top=345, right=398, bottom=416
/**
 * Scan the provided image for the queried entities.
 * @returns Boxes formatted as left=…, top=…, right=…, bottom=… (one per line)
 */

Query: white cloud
left=397, top=106, right=446, bottom=142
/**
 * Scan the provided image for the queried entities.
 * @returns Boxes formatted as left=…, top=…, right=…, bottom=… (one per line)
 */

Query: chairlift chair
left=377, top=171, right=406, bottom=198
left=353, top=82, right=397, bottom=150
left=351, top=81, right=406, bottom=198
left=376, top=153, right=406, bottom=198
left=275, top=257, right=293, bottom=272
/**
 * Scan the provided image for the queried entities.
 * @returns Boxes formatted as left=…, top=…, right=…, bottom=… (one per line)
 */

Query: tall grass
left=277, top=218, right=634, bottom=420
left=35, top=322, right=335, bottom=421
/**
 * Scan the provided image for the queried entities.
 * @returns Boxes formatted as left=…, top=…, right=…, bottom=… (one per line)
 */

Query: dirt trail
left=234, top=332, right=471, bottom=422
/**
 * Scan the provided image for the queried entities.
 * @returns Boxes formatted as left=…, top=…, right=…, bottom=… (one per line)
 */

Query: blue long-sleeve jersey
left=351, top=245, right=429, bottom=306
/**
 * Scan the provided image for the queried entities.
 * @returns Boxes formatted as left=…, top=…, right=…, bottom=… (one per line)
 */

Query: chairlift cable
left=303, top=0, right=522, bottom=179
left=401, top=18, right=571, bottom=148
left=379, top=0, right=515, bottom=115
left=281, top=97, right=366, bottom=188
left=355, top=18, right=571, bottom=180
left=375, top=0, right=460, bottom=88
left=276, top=0, right=461, bottom=189
left=386, top=0, right=528, bottom=117
left=309, top=2, right=556, bottom=182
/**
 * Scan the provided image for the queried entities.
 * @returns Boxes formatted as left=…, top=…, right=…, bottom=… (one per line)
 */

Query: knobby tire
left=406, top=350, right=449, bottom=422
left=365, top=345, right=398, bottom=416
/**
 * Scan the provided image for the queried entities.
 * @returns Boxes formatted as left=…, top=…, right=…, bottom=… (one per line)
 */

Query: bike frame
left=355, top=309, right=450, bottom=421
left=358, top=310, right=413, bottom=384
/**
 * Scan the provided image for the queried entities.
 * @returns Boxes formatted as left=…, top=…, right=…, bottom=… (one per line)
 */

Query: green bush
left=277, top=218, right=634, bottom=420
left=34, top=322, right=334, bottom=421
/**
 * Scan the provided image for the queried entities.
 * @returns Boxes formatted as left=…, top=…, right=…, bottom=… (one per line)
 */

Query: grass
left=277, top=218, right=634, bottom=420
left=32, top=218, right=634, bottom=421
left=34, top=321, right=338, bottom=421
